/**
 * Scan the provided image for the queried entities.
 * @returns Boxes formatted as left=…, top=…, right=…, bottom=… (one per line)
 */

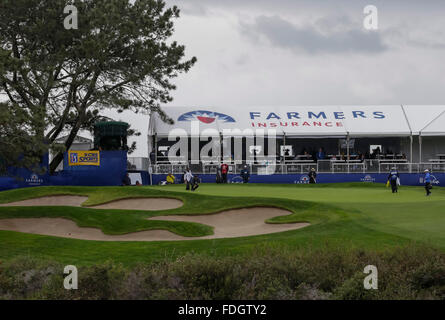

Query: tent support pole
left=219, top=132, right=223, bottom=164
left=283, top=133, right=286, bottom=165
left=410, top=135, right=413, bottom=173
left=154, top=134, right=158, bottom=164
left=346, top=134, right=350, bottom=174
left=419, top=134, right=422, bottom=167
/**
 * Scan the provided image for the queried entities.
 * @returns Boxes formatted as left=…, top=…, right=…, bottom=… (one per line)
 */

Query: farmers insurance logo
left=26, top=174, right=43, bottom=186
left=295, top=175, right=310, bottom=184
left=361, top=175, right=376, bottom=183
left=178, top=110, right=236, bottom=124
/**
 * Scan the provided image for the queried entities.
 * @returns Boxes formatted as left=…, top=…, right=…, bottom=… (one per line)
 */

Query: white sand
left=149, top=207, right=310, bottom=239
left=0, top=196, right=88, bottom=207
left=0, top=196, right=183, bottom=211
left=90, top=198, right=183, bottom=211
left=0, top=207, right=309, bottom=241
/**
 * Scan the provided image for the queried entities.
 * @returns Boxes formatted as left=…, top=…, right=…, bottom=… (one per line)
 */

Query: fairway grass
left=0, top=183, right=443, bottom=266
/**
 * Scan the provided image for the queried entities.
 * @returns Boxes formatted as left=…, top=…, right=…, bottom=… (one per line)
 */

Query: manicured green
left=0, top=183, right=443, bottom=266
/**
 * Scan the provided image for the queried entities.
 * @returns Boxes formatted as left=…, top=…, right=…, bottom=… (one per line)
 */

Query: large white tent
left=148, top=105, right=445, bottom=165
left=149, top=105, right=445, bottom=137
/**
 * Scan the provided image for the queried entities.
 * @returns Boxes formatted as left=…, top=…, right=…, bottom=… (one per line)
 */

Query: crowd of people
left=284, top=147, right=407, bottom=163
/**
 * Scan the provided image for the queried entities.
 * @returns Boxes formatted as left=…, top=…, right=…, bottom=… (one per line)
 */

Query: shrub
left=2, top=244, right=445, bottom=300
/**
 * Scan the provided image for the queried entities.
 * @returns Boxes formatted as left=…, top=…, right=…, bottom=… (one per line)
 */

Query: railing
left=331, top=162, right=366, bottom=173
left=129, top=157, right=445, bottom=175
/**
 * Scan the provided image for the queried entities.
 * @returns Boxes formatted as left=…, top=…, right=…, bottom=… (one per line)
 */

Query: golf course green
left=0, top=183, right=444, bottom=266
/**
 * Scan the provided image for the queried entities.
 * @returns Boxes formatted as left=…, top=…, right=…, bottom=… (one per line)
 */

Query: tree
left=0, top=0, right=196, bottom=173
left=0, top=102, right=49, bottom=174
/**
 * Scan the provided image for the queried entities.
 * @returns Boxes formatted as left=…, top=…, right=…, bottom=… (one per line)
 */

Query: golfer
left=191, top=174, right=200, bottom=191
left=424, top=169, right=432, bottom=196
left=387, top=167, right=399, bottom=193
left=184, top=168, right=193, bottom=191
left=308, top=168, right=317, bottom=184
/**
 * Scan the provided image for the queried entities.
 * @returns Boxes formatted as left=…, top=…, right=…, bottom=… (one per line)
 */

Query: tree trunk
left=49, top=113, right=84, bottom=174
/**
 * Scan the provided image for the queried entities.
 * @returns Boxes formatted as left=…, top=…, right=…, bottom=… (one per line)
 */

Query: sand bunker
left=150, top=207, right=310, bottom=239
left=0, top=218, right=190, bottom=241
left=0, top=196, right=183, bottom=211
left=90, top=198, right=183, bottom=211
left=0, top=207, right=309, bottom=241
left=0, top=196, right=88, bottom=207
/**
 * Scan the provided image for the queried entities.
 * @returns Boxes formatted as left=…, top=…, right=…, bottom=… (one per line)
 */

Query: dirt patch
left=0, top=207, right=309, bottom=241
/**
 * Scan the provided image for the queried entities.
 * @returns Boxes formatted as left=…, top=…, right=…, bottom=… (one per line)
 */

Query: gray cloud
left=240, top=15, right=388, bottom=54
left=166, top=0, right=445, bottom=15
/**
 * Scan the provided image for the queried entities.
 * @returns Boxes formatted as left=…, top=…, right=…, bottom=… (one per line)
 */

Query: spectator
left=135, top=181, right=142, bottom=186
left=316, top=148, right=325, bottom=160
left=221, top=163, right=229, bottom=183
left=240, top=165, right=250, bottom=183
left=166, top=173, right=175, bottom=184
left=122, top=173, right=131, bottom=186
left=149, top=149, right=156, bottom=164
left=216, top=167, right=223, bottom=183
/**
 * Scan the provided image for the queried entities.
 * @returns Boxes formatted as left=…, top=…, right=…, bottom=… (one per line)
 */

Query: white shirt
left=184, top=171, right=193, bottom=182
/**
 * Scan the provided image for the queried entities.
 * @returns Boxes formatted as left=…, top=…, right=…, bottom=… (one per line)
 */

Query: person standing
left=387, top=167, right=399, bottom=193
left=221, top=163, right=229, bottom=183
left=149, top=149, right=156, bottom=164
left=424, top=169, right=432, bottom=196
left=240, top=165, right=250, bottom=184
left=308, top=168, right=317, bottom=184
left=216, top=167, right=223, bottom=184
left=184, top=168, right=193, bottom=191
left=316, top=148, right=325, bottom=161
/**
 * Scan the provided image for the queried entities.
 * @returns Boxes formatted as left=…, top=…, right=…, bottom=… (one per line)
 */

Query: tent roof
left=149, top=105, right=445, bottom=137
left=420, top=110, right=445, bottom=136
left=402, top=105, right=445, bottom=135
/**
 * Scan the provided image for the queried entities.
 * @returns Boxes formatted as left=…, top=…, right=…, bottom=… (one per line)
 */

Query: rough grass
left=2, top=244, right=445, bottom=300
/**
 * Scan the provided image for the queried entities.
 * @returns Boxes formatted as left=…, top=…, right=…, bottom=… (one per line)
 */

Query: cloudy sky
left=112, top=0, right=445, bottom=156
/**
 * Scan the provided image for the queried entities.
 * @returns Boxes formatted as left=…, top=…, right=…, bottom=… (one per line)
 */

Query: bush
left=1, top=244, right=445, bottom=300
